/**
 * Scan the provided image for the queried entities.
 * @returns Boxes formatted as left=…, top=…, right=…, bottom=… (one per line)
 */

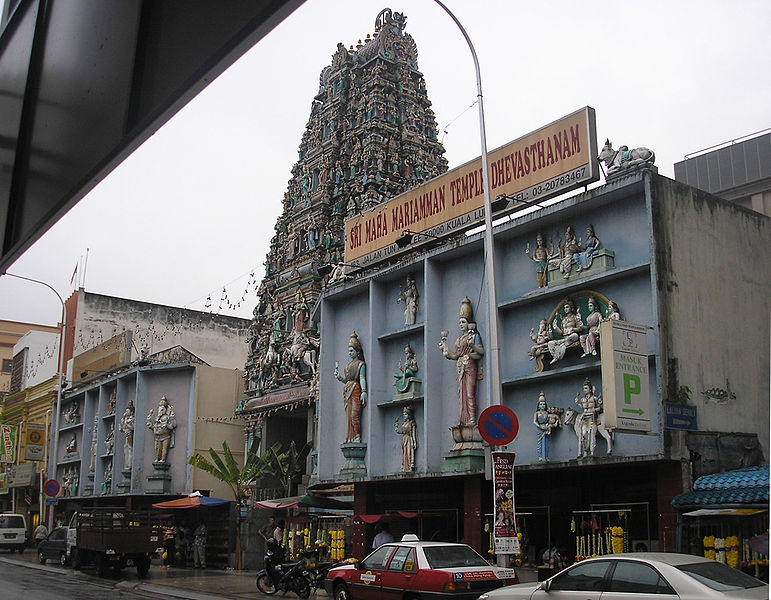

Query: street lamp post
left=433, top=0, right=502, bottom=407
left=3, top=273, right=67, bottom=529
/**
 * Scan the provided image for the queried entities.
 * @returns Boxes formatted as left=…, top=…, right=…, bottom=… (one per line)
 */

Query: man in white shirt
left=372, top=522, right=394, bottom=549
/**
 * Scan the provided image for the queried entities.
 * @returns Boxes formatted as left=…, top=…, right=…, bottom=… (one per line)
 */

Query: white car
left=479, top=553, right=768, bottom=600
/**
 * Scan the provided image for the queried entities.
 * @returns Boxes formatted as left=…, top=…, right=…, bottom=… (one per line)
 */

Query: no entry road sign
left=478, top=405, right=519, bottom=446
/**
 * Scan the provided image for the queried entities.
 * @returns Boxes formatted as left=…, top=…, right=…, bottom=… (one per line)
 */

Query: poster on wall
left=1, top=424, right=16, bottom=463
left=0, top=473, right=7, bottom=495
left=492, top=452, right=520, bottom=555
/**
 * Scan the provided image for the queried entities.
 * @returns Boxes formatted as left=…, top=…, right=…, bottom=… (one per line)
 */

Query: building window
left=1, top=359, right=12, bottom=373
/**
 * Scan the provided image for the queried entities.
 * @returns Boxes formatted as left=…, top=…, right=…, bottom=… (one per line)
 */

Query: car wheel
left=38, top=551, right=46, bottom=564
left=59, top=552, right=68, bottom=566
left=333, top=582, right=349, bottom=600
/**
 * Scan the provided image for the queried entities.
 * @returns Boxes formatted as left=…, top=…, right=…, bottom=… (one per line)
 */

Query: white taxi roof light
left=401, top=534, right=419, bottom=542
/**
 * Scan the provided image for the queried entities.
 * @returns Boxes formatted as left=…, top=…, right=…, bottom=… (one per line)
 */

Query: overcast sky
left=2, top=0, right=769, bottom=328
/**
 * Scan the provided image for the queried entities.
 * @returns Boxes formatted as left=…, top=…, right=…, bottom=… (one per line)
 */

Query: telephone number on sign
left=529, top=166, right=588, bottom=200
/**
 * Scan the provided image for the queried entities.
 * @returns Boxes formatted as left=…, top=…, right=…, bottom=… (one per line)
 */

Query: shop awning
left=682, top=508, right=768, bottom=517
left=152, top=492, right=230, bottom=509
left=672, top=464, right=769, bottom=510
left=254, top=494, right=352, bottom=510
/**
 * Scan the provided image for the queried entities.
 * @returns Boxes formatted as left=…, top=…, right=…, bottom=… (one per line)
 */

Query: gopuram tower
left=238, top=9, right=448, bottom=448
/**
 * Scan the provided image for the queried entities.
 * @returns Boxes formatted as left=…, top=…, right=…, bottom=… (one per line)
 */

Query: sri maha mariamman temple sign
left=345, top=107, right=599, bottom=266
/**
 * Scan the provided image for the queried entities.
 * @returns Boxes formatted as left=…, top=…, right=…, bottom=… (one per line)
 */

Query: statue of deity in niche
left=393, top=343, right=419, bottom=394
left=394, top=405, right=418, bottom=472
left=396, top=274, right=419, bottom=326
left=146, top=396, right=177, bottom=462
left=335, top=331, right=367, bottom=444
left=439, top=297, right=484, bottom=426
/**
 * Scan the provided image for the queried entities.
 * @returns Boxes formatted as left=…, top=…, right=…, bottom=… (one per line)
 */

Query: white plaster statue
left=397, top=274, right=419, bottom=326
left=146, top=396, right=177, bottom=462
left=547, top=299, right=584, bottom=364
left=579, top=297, right=603, bottom=357
left=119, top=400, right=135, bottom=470
left=564, top=377, right=613, bottom=458
left=598, top=139, right=655, bottom=175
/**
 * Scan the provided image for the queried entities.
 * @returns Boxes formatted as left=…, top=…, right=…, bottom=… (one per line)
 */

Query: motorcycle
left=256, top=539, right=311, bottom=599
left=300, top=549, right=342, bottom=592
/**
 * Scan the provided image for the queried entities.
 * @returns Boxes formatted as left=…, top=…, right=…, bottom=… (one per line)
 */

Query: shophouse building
left=312, top=134, right=769, bottom=567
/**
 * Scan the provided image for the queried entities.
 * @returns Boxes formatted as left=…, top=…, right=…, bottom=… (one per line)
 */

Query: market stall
left=672, top=464, right=769, bottom=582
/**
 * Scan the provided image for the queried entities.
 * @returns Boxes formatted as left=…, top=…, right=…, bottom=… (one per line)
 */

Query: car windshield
left=0, top=516, right=24, bottom=528
left=677, top=561, right=765, bottom=591
left=423, top=545, right=489, bottom=569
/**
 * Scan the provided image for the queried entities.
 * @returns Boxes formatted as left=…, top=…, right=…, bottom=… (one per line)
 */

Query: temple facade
left=238, top=9, right=448, bottom=480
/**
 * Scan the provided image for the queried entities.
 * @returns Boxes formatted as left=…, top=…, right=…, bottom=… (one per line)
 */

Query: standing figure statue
left=533, top=392, right=560, bottom=462
left=397, top=274, right=419, bottom=326
left=146, top=396, right=177, bottom=462
left=525, top=233, right=554, bottom=288
left=575, top=378, right=602, bottom=458
left=119, top=400, right=135, bottom=470
left=439, top=297, right=484, bottom=426
left=335, top=331, right=367, bottom=443
left=393, top=343, right=419, bottom=393
left=104, top=422, right=115, bottom=455
left=89, top=418, right=98, bottom=473
left=580, top=297, right=603, bottom=358
left=394, top=405, right=418, bottom=471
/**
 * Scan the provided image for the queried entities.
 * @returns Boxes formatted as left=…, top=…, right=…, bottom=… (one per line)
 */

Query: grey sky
left=2, top=0, right=768, bottom=327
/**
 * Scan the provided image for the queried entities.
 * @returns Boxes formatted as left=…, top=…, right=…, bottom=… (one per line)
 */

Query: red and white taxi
left=324, top=534, right=518, bottom=600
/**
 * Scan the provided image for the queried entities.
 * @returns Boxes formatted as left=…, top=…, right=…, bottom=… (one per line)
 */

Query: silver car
left=479, top=553, right=768, bottom=600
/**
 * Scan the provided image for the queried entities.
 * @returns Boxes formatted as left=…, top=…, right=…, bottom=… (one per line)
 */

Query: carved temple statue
left=598, top=139, right=655, bottom=176
left=393, top=343, right=419, bottom=394
left=335, top=331, right=367, bottom=444
left=146, top=396, right=177, bottom=462
left=439, top=297, right=484, bottom=426
left=397, top=274, right=419, bottom=325
left=394, top=405, right=418, bottom=472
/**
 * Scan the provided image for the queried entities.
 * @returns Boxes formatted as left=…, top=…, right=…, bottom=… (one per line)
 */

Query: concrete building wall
left=190, top=365, right=246, bottom=500
left=0, top=319, right=59, bottom=394
left=71, top=290, right=249, bottom=370
left=12, top=330, right=59, bottom=389
left=651, top=177, right=771, bottom=459
left=317, top=173, right=675, bottom=482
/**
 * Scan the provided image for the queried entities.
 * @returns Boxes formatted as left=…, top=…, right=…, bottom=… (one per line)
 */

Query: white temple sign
left=345, top=107, right=599, bottom=265
left=600, top=320, right=651, bottom=433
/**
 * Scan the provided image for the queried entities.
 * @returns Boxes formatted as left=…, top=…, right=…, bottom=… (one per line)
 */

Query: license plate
left=4, top=533, right=14, bottom=539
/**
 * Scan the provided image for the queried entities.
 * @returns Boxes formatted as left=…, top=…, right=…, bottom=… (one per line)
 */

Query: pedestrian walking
left=33, top=523, right=48, bottom=547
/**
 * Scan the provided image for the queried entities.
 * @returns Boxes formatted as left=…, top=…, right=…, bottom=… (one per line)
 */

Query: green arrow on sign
left=622, top=408, right=645, bottom=415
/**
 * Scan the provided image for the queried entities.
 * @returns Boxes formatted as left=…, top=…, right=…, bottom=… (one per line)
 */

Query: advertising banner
left=1, top=424, right=16, bottom=463
left=492, top=452, right=520, bottom=555
left=25, top=423, right=46, bottom=461
left=344, top=107, right=598, bottom=267
left=600, top=320, right=651, bottom=432
left=7, top=463, right=36, bottom=488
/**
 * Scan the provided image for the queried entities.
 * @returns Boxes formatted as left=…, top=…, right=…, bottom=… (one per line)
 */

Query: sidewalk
left=0, top=549, right=319, bottom=600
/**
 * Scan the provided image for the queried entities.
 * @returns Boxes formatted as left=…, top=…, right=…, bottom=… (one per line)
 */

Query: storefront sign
left=1, top=424, right=16, bottom=463
left=664, top=403, right=698, bottom=430
left=600, top=320, right=651, bottom=433
left=7, top=463, right=36, bottom=488
left=344, top=107, right=598, bottom=266
left=25, top=423, right=46, bottom=461
left=492, top=452, right=520, bottom=555
left=239, top=384, right=309, bottom=412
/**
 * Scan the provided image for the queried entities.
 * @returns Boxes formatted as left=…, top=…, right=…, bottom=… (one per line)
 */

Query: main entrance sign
left=344, top=107, right=599, bottom=267
left=600, top=320, right=651, bottom=433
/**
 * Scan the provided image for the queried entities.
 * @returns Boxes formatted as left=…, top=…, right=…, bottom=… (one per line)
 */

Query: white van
left=0, top=513, right=28, bottom=552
